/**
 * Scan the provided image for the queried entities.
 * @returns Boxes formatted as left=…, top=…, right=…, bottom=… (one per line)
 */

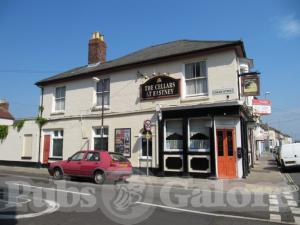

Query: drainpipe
left=37, top=87, right=44, bottom=168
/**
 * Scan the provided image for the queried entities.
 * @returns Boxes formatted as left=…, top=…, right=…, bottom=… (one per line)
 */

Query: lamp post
left=265, top=92, right=271, bottom=152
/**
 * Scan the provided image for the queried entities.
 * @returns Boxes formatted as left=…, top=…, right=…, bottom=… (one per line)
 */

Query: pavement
left=0, top=153, right=300, bottom=225
left=0, top=153, right=292, bottom=194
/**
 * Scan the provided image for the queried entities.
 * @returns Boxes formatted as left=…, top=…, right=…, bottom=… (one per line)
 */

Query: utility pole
left=101, top=79, right=104, bottom=150
left=265, top=92, right=271, bottom=152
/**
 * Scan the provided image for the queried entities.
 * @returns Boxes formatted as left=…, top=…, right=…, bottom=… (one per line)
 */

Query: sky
left=0, top=0, right=300, bottom=140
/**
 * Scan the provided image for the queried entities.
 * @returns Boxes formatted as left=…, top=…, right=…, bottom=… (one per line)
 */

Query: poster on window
left=115, top=128, right=131, bottom=157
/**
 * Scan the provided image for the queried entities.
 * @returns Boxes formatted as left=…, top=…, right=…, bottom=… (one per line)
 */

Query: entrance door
left=43, top=135, right=51, bottom=164
left=217, top=129, right=236, bottom=178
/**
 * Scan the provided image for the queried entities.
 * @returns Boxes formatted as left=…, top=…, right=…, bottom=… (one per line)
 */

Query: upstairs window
left=96, top=79, right=110, bottom=106
left=185, top=61, right=208, bottom=96
left=55, top=86, right=66, bottom=111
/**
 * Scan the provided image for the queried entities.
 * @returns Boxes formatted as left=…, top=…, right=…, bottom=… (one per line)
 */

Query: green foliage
left=38, top=106, right=44, bottom=114
left=35, top=116, right=48, bottom=128
left=13, top=119, right=26, bottom=132
left=0, top=125, right=8, bottom=143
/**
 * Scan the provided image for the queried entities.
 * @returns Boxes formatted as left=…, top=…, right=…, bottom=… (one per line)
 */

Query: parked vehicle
left=48, top=150, right=132, bottom=184
left=279, top=143, right=300, bottom=170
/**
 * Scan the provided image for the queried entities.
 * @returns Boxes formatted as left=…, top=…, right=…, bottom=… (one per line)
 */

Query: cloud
left=276, top=13, right=300, bottom=39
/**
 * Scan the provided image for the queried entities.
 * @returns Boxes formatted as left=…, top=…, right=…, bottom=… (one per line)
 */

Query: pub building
left=33, top=32, right=260, bottom=179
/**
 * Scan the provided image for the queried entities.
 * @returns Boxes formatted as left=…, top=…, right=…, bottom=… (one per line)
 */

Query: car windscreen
left=109, top=153, right=128, bottom=162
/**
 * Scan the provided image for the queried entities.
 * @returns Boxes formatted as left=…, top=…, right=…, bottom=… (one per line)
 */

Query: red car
left=48, top=150, right=132, bottom=184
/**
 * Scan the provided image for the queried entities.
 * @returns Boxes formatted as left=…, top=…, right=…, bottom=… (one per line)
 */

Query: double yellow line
left=284, top=173, right=299, bottom=192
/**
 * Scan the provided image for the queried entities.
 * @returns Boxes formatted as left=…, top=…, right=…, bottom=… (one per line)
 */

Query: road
left=0, top=171, right=297, bottom=225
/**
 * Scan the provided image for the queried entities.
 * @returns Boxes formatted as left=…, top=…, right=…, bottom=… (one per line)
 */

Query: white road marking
left=269, top=206, right=279, bottom=212
left=290, top=207, right=300, bottom=215
left=283, top=191, right=291, bottom=195
left=0, top=199, right=60, bottom=219
left=269, top=194, right=278, bottom=199
left=284, top=195, right=294, bottom=200
left=270, top=214, right=281, bottom=222
left=294, top=216, right=300, bottom=224
left=136, top=201, right=295, bottom=224
left=269, top=199, right=279, bottom=205
left=288, top=200, right=298, bottom=207
left=12, top=183, right=91, bottom=196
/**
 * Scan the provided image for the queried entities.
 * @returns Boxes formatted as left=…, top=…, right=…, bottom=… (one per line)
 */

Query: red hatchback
left=48, top=150, right=132, bottom=184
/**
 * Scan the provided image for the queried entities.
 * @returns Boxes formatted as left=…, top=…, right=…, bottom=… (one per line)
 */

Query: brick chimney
left=88, top=32, right=106, bottom=65
left=0, top=99, right=9, bottom=111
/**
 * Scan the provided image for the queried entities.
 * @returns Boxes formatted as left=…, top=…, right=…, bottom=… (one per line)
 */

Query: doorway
left=217, top=129, right=236, bottom=178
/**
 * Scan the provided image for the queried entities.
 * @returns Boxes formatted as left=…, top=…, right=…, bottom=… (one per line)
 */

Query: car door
left=64, top=152, right=86, bottom=176
left=80, top=152, right=101, bottom=176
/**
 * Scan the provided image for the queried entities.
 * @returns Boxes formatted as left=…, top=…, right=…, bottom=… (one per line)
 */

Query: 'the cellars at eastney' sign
left=140, top=76, right=180, bottom=100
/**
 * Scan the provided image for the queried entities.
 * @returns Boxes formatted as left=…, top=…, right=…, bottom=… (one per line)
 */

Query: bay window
left=165, top=119, right=183, bottom=151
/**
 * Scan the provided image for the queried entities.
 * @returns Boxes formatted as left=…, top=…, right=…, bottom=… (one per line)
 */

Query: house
left=0, top=99, right=14, bottom=125
left=0, top=33, right=261, bottom=179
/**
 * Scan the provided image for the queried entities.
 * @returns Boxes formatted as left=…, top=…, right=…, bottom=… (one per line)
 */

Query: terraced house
left=0, top=32, right=261, bottom=179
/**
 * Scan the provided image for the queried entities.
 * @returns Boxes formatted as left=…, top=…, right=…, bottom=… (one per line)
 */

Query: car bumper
left=48, top=167, right=54, bottom=176
left=105, top=170, right=132, bottom=179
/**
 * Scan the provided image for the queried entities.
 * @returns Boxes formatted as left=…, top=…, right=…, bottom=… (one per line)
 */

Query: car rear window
left=109, top=153, right=128, bottom=162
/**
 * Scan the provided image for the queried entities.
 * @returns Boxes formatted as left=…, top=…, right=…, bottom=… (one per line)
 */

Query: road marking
left=269, top=194, right=278, bottom=199
left=291, top=207, right=300, bottom=215
left=0, top=199, right=59, bottom=219
left=269, top=206, right=279, bottom=212
left=12, top=183, right=92, bottom=196
left=270, top=214, right=281, bottom=222
left=288, top=200, right=298, bottom=207
left=136, top=201, right=294, bottom=224
left=285, top=195, right=294, bottom=200
left=294, top=216, right=300, bottom=224
left=269, top=199, right=279, bottom=205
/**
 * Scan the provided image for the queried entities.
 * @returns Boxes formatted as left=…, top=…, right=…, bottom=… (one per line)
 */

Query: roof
left=36, top=39, right=245, bottom=86
left=0, top=107, right=14, bottom=120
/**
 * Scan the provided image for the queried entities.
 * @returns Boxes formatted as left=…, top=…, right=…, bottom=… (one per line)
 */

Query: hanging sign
left=140, top=76, right=180, bottom=100
left=252, top=99, right=272, bottom=115
left=241, top=73, right=260, bottom=96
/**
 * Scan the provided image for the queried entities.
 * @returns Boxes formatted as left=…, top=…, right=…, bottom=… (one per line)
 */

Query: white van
left=279, top=143, right=300, bottom=169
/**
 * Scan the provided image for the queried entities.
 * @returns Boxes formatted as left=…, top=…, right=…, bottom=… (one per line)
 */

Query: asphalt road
left=0, top=172, right=296, bottom=225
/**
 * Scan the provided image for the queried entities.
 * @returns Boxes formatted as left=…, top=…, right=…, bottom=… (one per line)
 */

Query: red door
left=43, top=135, right=51, bottom=164
left=217, top=129, right=236, bottom=178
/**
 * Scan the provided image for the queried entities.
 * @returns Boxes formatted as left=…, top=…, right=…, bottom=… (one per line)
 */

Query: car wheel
left=53, top=167, right=63, bottom=180
left=94, top=171, right=105, bottom=184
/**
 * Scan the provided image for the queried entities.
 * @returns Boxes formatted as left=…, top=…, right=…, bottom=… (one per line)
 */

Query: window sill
left=139, top=156, right=152, bottom=160
left=21, top=156, right=32, bottom=160
left=91, top=105, right=110, bottom=111
left=48, top=157, right=63, bottom=161
left=181, top=95, right=209, bottom=103
left=50, top=111, right=65, bottom=115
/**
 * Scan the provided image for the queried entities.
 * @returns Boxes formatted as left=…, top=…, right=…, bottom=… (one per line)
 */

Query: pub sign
left=140, top=76, right=180, bottom=100
left=241, top=73, right=260, bottom=96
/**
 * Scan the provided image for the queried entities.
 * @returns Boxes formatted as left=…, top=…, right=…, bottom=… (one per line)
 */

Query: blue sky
left=0, top=0, right=300, bottom=139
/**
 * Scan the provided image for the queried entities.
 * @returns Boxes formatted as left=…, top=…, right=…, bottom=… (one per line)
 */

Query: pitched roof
left=36, top=39, right=245, bottom=86
left=0, top=107, right=14, bottom=120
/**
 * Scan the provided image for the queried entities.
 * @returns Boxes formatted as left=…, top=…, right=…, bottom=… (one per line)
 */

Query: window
left=217, top=131, right=224, bottom=156
left=86, top=152, right=100, bottom=161
left=185, top=61, right=208, bottom=96
left=141, top=131, right=152, bottom=158
left=55, top=86, right=66, bottom=111
left=96, top=79, right=110, bottom=106
left=70, top=152, right=85, bottom=161
left=189, top=119, right=210, bottom=152
left=109, top=153, right=129, bottom=162
left=52, top=130, right=63, bottom=158
left=165, top=120, right=183, bottom=151
left=22, top=134, right=33, bottom=157
left=94, top=127, right=109, bottom=151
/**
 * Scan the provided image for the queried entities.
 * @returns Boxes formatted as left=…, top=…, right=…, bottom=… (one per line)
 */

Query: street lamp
left=93, top=77, right=105, bottom=150
left=264, top=91, right=271, bottom=152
